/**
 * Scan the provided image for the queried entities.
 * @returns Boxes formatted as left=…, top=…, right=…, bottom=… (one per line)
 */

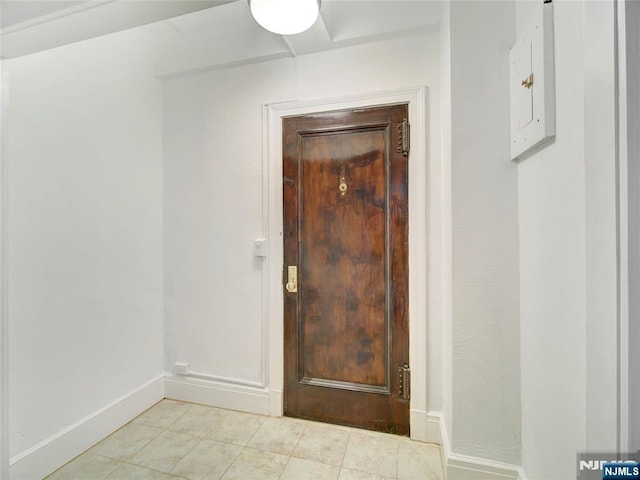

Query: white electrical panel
left=509, top=2, right=555, bottom=160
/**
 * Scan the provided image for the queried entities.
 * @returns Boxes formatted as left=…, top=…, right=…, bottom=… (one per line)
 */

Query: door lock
left=286, top=265, right=298, bottom=293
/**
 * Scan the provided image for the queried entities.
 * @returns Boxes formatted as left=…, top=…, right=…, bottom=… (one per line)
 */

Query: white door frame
left=263, top=87, right=430, bottom=440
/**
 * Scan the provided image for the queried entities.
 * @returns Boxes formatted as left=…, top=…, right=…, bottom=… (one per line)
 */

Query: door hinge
left=398, top=363, right=410, bottom=402
left=396, top=118, right=410, bottom=156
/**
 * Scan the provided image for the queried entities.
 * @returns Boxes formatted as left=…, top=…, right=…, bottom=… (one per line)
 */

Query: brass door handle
left=286, top=266, right=298, bottom=293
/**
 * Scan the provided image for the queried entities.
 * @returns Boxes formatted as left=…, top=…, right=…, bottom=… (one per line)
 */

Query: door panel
left=283, top=104, right=409, bottom=434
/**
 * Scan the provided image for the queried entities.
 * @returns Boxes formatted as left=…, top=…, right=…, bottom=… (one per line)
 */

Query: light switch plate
left=253, top=238, right=267, bottom=258
left=510, top=1, right=555, bottom=160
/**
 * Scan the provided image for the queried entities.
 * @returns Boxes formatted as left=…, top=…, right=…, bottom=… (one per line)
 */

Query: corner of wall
left=435, top=413, right=525, bottom=480
left=438, top=0, right=453, bottom=457
left=0, top=57, right=9, bottom=480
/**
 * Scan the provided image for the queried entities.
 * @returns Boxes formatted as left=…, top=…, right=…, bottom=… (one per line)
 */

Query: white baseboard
left=409, top=409, right=442, bottom=444
left=427, top=411, right=444, bottom=445
left=447, top=456, right=523, bottom=480
left=433, top=411, right=527, bottom=480
left=9, top=375, right=164, bottom=480
left=268, top=389, right=282, bottom=417
left=410, top=409, right=429, bottom=442
left=164, top=375, right=271, bottom=416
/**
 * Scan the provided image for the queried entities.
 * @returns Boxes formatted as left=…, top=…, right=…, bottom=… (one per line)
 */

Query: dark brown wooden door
left=283, top=104, right=409, bottom=435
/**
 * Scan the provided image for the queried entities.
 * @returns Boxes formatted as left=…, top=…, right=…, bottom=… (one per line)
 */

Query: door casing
left=264, top=87, right=429, bottom=440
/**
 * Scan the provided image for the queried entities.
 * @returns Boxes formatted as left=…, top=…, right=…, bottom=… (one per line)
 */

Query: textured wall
left=517, top=1, right=588, bottom=477
left=8, top=27, right=164, bottom=461
left=449, top=0, right=521, bottom=465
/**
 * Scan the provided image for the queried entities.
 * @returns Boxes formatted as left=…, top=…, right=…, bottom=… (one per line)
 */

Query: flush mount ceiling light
left=249, top=0, right=320, bottom=35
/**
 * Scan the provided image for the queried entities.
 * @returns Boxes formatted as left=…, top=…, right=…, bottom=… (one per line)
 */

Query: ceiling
left=0, top=0, right=444, bottom=63
left=2, top=0, right=90, bottom=29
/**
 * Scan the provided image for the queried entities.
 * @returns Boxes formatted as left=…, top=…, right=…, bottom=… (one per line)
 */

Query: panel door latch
left=398, top=363, right=410, bottom=402
left=521, top=73, right=534, bottom=89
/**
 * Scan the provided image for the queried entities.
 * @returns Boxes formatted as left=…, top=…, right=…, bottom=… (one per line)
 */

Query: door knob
left=286, top=265, right=298, bottom=293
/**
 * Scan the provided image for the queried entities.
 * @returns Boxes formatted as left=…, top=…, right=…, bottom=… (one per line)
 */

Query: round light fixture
left=249, top=0, right=320, bottom=35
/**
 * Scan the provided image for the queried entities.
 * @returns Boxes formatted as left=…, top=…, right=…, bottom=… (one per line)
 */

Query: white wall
left=447, top=0, right=521, bottom=466
left=7, top=27, right=164, bottom=478
left=162, top=32, right=443, bottom=414
left=583, top=0, right=618, bottom=454
left=163, top=58, right=294, bottom=387
left=517, top=0, right=620, bottom=477
left=518, top=3, right=587, bottom=476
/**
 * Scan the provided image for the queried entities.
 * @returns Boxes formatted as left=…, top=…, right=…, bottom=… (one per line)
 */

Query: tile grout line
left=276, top=418, right=309, bottom=479
left=338, top=427, right=353, bottom=468
left=101, top=422, right=164, bottom=465
left=162, top=403, right=204, bottom=476
left=118, top=454, right=192, bottom=479
left=215, top=410, right=275, bottom=480
left=243, top=411, right=267, bottom=448
left=120, top=400, right=194, bottom=466
left=126, top=401, right=203, bottom=477
left=127, top=431, right=201, bottom=475
left=336, top=428, right=354, bottom=480
left=212, top=439, right=243, bottom=480
left=162, top=400, right=195, bottom=433
left=167, top=404, right=241, bottom=480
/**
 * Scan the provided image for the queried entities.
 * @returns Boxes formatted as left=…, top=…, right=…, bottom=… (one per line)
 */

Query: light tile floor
left=46, top=399, right=444, bottom=480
